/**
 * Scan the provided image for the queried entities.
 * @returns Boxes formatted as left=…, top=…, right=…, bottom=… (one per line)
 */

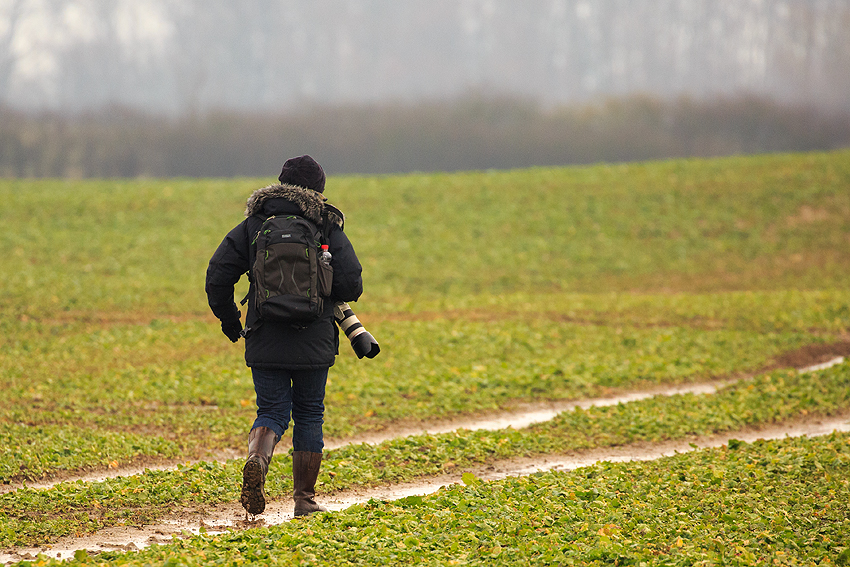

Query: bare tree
left=0, top=0, right=27, bottom=105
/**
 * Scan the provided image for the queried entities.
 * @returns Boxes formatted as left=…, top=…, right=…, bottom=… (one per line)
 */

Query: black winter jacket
left=205, top=184, right=363, bottom=369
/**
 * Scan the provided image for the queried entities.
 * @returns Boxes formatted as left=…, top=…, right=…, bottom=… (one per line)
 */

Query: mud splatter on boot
left=240, top=426, right=278, bottom=515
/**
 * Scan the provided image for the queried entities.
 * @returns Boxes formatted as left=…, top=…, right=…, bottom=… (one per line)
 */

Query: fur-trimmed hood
left=244, top=183, right=343, bottom=228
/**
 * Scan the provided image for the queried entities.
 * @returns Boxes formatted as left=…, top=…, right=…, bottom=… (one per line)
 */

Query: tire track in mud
left=0, top=377, right=743, bottom=494
left=1, top=356, right=845, bottom=565
left=4, top=411, right=849, bottom=565
left=8, top=352, right=845, bottom=494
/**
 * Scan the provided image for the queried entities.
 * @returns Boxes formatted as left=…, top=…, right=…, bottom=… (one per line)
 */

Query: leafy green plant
left=0, top=308, right=839, bottom=482
left=1, top=361, right=847, bottom=548
left=2, top=150, right=850, bottom=560
left=2, top=150, right=849, bottom=319
left=20, top=432, right=850, bottom=566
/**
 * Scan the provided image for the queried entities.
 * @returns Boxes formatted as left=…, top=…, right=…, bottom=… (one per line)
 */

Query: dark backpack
left=246, top=214, right=333, bottom=326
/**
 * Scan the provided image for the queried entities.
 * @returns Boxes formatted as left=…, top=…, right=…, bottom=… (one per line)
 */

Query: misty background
left=1, top=0, right=849, bottom=177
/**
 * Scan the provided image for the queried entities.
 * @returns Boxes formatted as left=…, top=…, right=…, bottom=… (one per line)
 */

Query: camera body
left=334, top=302, right=380, bottom=359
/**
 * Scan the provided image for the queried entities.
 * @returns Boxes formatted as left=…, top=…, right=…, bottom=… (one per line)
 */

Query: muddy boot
left=292, top=451, right=328, bottom=517
left=240, top=426, right=278, bottom=515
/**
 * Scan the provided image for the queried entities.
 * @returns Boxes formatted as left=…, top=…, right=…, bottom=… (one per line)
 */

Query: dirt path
left=3, top=410, right=848, bottom=565
left=8, top=354, right=843, bottom=495
left=0, top=356, right=845, bottom=565
left=0, top=377, right=741, bottom=495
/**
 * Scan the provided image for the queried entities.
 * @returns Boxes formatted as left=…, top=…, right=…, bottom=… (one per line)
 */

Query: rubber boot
left=292, top=451, right=328, bottom=517
left=240, top=426, right=278, bottom=515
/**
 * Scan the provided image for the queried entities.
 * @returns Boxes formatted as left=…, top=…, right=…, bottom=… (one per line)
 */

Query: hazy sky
left=2, top=0, right=849, bottom=114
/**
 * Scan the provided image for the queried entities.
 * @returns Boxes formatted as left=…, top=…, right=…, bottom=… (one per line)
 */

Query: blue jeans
left=250, top=367, right=328, bottom=453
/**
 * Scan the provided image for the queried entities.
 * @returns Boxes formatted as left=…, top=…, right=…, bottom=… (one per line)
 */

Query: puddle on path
left=3, top=411, right=849, bottom=565
left=799, top=356, right=844, bottom=373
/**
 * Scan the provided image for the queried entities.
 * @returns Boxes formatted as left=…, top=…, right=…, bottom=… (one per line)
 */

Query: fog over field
left=2, top=0, right=849, bottom=115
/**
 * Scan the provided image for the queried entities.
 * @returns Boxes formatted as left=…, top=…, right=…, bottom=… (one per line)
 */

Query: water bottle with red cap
left=319, top=244, right=332, bottom=265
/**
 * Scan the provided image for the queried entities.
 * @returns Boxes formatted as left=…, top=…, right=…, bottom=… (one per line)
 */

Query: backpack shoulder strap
left=240, top=215, right=265, bottom=306
left=321, top=203, right=345, bottom=244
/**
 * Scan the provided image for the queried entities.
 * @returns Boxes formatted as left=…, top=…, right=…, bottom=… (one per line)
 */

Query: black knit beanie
left=278, top=155, right=326, bottom=193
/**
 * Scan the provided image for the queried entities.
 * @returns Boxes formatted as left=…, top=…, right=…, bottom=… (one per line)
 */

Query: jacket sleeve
left=205, top=220, right=251, bottom=323
left=328, top=225, right=363, bottom=303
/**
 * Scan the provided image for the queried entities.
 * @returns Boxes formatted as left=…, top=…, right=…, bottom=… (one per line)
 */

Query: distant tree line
left=1, top=94, right=849, bottom=178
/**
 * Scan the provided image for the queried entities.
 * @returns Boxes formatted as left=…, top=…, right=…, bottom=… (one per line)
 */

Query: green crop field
left=1, top=149, right=849, bottom=564
left=20, top=432, right=850, bottom=566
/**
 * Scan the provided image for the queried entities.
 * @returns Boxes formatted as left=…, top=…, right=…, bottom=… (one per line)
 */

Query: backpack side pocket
left=318, top=260, right=333, bottom=298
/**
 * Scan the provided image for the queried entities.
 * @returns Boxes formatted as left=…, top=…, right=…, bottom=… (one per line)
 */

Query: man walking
left=205, top=155, right=363, bottom=516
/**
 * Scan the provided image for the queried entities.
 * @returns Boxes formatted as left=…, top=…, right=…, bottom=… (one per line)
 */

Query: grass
left=1, top=149, right=849, bottom=561
left=1, top=360, right=847, bottom=549
left=17, top=431, right=850, bottom=566
left=0, top=301, right=841, bottom=481
left=1, top=150, right=849, bottom=318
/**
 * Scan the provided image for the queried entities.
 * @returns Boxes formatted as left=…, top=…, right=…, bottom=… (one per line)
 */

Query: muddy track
left=0, top=355, right=845, bottom=565
left=4, top=346, right=847, bottom=493
left=0, top=380, right=733, bottom=496
left=3, top=410, right=849, bottom=565
left=1, top=380, right=735, bottom=495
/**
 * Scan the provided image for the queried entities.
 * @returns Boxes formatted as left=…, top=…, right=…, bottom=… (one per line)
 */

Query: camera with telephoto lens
left=334, top=302, right=380, bottom=359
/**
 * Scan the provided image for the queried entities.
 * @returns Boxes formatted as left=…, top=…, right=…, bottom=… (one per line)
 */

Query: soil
left=771, top=340, right=850, bottom=369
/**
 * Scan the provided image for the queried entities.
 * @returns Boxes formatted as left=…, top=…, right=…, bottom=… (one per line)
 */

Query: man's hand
left=221, top=318, right=243, bottom=342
